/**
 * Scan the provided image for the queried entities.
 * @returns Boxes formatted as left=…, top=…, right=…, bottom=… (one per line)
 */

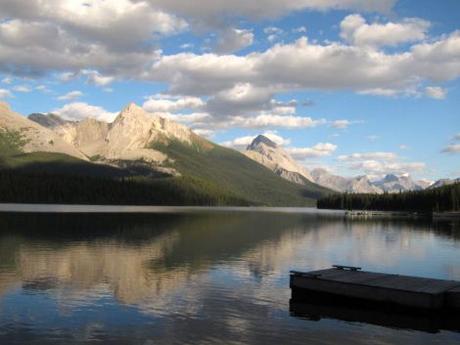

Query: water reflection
left=0, top=212, right=459, bottom=344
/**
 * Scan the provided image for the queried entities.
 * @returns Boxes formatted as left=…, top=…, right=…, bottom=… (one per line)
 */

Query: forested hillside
left=317, top=183, right=460, bottom=212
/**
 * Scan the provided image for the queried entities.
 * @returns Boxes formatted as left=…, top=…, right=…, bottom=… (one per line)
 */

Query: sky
left=0, top=0, right=459, bottom=181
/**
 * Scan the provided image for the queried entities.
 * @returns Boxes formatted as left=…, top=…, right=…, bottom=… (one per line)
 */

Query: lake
left=0, top=208, right=459, bottom=344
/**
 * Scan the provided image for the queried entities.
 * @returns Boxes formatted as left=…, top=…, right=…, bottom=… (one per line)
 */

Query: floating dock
left=290, top=265, right=460, bottom=310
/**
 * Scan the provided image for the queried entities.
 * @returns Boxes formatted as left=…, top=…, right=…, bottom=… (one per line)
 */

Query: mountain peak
left=122, top=102, right=144, bottom=114
left=248, top=135, right=277, bottom=150
left=382, top=174, right=399, bottom=182
left=28, top=113, right=70, bottom=128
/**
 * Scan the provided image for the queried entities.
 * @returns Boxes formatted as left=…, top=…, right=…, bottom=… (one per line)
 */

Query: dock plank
left=291, top=267, right=460, bottom=310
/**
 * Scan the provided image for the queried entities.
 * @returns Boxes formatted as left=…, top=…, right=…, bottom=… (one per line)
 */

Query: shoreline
left=0, top=203, right=345, bottom=215
left=0, top=204, right=457, bottom=219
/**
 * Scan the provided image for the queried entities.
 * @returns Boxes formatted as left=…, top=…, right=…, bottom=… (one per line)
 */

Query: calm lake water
left=0, top=208, right=459, bottom=344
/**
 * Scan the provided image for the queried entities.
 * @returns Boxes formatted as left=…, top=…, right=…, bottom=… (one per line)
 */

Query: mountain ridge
left=0, top=102, right=331, bottom=206
left=244, top=134, right=433, bottom=194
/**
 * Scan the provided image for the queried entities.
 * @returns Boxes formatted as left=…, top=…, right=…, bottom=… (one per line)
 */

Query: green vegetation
left=152, top=139, right=330, bottom=206
left=0, top=170, right=250, bottom=205
left=0, top=131, right=329, bottom=206
left=317, top=183, right=460, bottom=213
left=0, top=129, right=28, bottom=156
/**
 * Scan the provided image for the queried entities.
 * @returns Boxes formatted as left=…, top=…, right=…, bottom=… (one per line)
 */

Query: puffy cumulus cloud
left=0, top=89, right=12, bottom=99
left=425, top=86, right=447, bottom=100
left=215, top=28, right=254, bottom=54
left=0, top=0, right=185, bottom=77
left=143, top=94, right=205, bottom=113
left=348, top=160, right=426, bottom=176
left=56, top=70, right=116, bottom=86
left=338, top=151, right=426, bottom=176
left=149, top=33, right=460, bottom=97
left=143, top=0, right=396, bottom=23
left=340, top=14, right=430, bottom=47
left=0, top=1, right=187, bottom=51
left=140, top=88, right=325, bottom=132
left=286, top=142, right=337, bottom=159
left=57, top=90, right=83, bottom=101
left=221, top=131, right=291, bottom=149
left=81, top=70, right=116, bottom=86
left=53, top=102, right=118, bottom=122
left=205, top=83, right=277, bottom=116
left=442, top=144, right=460, bottom=154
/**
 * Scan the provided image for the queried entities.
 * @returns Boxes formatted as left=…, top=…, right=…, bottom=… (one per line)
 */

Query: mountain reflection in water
left=0, top=211, right=459, bottom=344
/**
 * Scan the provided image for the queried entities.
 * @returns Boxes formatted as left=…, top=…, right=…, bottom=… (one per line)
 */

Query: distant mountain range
left=244, top=134, right=450, bottom=194
left=0, top=102, right=455, bottom=206
left=0, top=102, right=329, bottom=206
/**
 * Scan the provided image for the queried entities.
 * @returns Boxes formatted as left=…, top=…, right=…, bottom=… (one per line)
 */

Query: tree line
left=0, top=170, right=251, bottom=206
left=317, top=183, right=460, bottom=213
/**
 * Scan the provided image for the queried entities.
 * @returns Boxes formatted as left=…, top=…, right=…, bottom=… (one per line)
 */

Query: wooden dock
left=290, top=265, right=460, bottom=310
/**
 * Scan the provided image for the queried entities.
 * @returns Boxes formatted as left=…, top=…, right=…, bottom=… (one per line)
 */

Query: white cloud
left=143, top=94, right=205, bottom=113
left=0, top=1, right=185, bottom=78
left=57, top=90, right=83, bottom=101
left=81, top=70, right=115, bottom=86
left=145, top=0, right=396, bottom=23
left=0, top=88, right=12, bottom=99
left=12, top=85, right=31, bottom=92
left=338, top=151, right=426, bottom=176
left=160, top=112, right=210, bottom=124
left=149, top=32, right=460, bottom=98
left=455, top=133, right=460, bottom=141
left=35, top=85, right=50, bottom=93
left=1, top=77, right=12, bottom=84
left=348, top=160, right=426, bottom=175
left=293, top=26, right=307, bottom=33
left=338, top=152, right=398, bottom=161
left=340, top=14, right=430, bottom=47
left=331, top=119, right=351, bottom=129
left=358, top=88, right=399, bottom=97
left=425, top=86, right=447, bottom=100
left=442, top=144, right=460, bottom=154
left=287, top=142, right=337, bottom=159
left=53, top=102, right=118, bottom=122
left=215, top=28, right=254, bottom=54
left=228, top=114, right=325, bottom=129
left=192, top=128, right=214, bottom=138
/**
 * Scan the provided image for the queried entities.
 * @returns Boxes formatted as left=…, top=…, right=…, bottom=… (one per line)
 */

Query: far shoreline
left=0, top=203, right=344, bottom=215
left=0, top=204, right=458, bottom=219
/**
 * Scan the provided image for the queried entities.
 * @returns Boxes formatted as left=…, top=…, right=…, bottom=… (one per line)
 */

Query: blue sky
left=0, top=0, right=459, bottom=181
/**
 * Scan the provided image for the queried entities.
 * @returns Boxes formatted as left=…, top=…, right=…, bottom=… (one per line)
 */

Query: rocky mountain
left=28, top=113, right=72, bottom=128
left=30, top=103, right=195, bottom=166
left=429, top=178, right=460, bottom=189
left=244, top=136, right=383, bottom=193
left=244, top=134, right=433, bottom=194
left=0, top=102, right=87, bottom=160
left=373, top=174, right=424, bottom=193
left=245, top=135, right=313, bottom=185
left=310, top=168, right=382, bottom=194
left=0, top=102, right=330, bottom=206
